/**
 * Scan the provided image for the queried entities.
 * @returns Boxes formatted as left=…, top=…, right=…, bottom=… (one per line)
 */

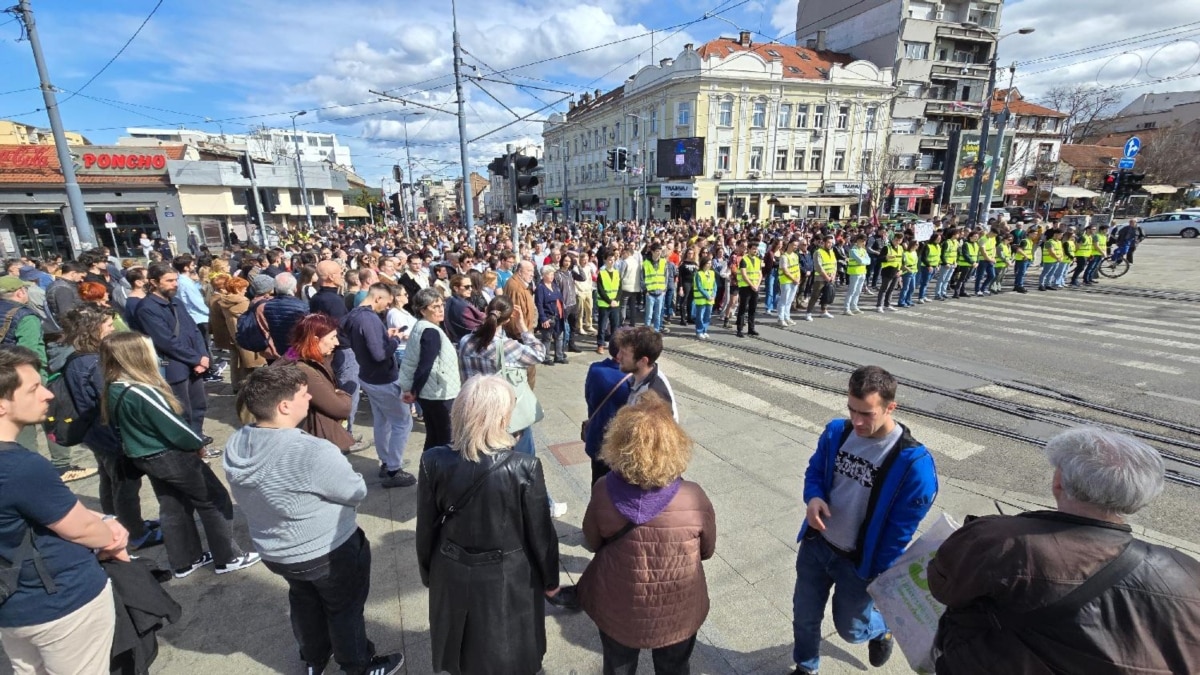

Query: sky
left=2, top=0, right=1199, bottom=188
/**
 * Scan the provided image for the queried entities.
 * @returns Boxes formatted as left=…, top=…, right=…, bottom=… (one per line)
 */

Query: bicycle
left=1098, top=240, right=1133, bottom=279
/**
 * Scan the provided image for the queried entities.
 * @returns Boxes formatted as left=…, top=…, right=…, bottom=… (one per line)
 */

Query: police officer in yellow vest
left=736, top=240, right=764, bottom=338
left=806, top=235, right=838, bottom=320
left=595, top=251, right=623, bottom=353
left=641, top=243, right=669, bottom=333
left=692, top=255, right=717, bottom=339
left=1070, top=225, right=1095, bottom=286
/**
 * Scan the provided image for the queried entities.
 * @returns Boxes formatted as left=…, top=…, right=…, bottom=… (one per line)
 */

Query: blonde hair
left=600, top=393, right=691, bottom=488
left=99, top=332, right=182, bottom=424
left=210, top=259, right=230, bottom=275
left=451, top=375, right=515, bottom=462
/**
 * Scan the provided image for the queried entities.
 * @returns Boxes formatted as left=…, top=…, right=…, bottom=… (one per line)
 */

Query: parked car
left=1137, top=212, right=1200, bottom=238
left=1007, top=207, right=1035, bottom=223
left=987, top=208, right=1012, bottom=224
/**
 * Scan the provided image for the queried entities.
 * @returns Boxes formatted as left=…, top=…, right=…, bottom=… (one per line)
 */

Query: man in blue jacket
left=583, top=330, right=631, bottom=484
left=790, top=365, right=938, bottom=675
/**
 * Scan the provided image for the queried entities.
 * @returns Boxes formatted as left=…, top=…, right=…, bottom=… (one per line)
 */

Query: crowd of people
left=0, top=211, right=1191, bottom=675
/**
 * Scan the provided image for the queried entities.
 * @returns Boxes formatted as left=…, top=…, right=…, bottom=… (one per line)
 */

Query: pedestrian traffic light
left=513, top=155, right=540, bottom=210
left=1102, top=172, right=1118, bottom=193
left=487, top=156, right=509, bottom=178
left=616, top=147, right=629, bottom=173
left=606, top=149, right=617, bottom=171
left=389, top=192, right=402, bottom=214
left=238, top=154, right=255, bottom=180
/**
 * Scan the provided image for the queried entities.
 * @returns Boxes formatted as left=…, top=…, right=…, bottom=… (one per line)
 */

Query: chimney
left=816, top=30, right=827, bottom=51
left=684, top=43, right=693, bottom=51
left=569, top=100, right=576, bottom=111
left=739, top=30, right=751, bottom=47
left=805, top=38, right=817, bottom=49
left=659, top=58, right=674, bottom=67
left=594, top=88, right=602, bottom=99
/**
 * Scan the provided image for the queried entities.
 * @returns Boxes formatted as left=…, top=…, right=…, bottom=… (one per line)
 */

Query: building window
left=904, top=42, right=930, bottom=59
left=750, top=146, right=764, bottom=171
left=793, top=149, right=806, bottom=171
left=649, top=151, right=655, bottom=176
left=677, top=102, right=691, bottom=126
left=632, top=119, right=639, bottom=138
left=861, top=149, right=873, bottom=172
left=905, top=83, right=923, bottom=98
left=778, top=103, right=792, bottom=128
left=1038, top=143, right=1055, bottom=163
left=810, top=149, right=823, bottom=171
left=320, top=138, right=334, bottom=147
left=813, top=105, right=826, bottom=128
left=865, top=107, right=877, bottom=131
left=775, top=149, right=789, bottom=171
left=837, top=106, right=850, bottom=129
left=717, top=146, right=731, bottom=171
left=891, top=118, right=918, bottom=134
left=796, top=104, right=809, bottom=128
left=307, top=137, right=319, bottom=147
left=718, top=100, right=734, bottom=127
left=752, top=101, right=767, bottom=127
left=650, top=109, right=658, bottom=133
left=894, top=154, right=915, bottom=169
left=833, top=150, right=846, bottom=171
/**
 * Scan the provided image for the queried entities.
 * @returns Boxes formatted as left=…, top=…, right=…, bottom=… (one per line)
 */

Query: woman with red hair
left=78, top=280, right=129, bottom=331
left=275, top=313, right=355, bottom=452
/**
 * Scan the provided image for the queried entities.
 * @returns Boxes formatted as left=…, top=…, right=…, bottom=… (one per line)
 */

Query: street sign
left=1123, top=136, right=1141, bottom=158
left=1118, top=158, right=1136, bottom=170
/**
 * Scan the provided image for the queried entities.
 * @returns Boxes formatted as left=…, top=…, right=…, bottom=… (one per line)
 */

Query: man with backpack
left=0, top=345, right=130, bottom=674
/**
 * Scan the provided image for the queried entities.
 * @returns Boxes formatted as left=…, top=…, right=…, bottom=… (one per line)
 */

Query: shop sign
left=660, top=183, right=696, bottom=199
left=75, top=147, right=170, bottom=174
left=823, top=181, right=864, bottom=196
left=0, top=145, right=54, bottom=169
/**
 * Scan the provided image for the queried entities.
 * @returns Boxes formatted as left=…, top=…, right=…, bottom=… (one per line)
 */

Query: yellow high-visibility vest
left=815, top=248, right=837, bottom=277
left=738, top=256, right=763, bottom=288
left=642, top=258, right=666, bottom=292
left=693, top=269, right=716, bottom=306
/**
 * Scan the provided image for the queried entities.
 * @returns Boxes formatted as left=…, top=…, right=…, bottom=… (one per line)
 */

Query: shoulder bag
left=494, top=340, right=543, bottom=433
left=580, top=374, right=632, bottom=441
left=431, top=450, right=515, bottom=542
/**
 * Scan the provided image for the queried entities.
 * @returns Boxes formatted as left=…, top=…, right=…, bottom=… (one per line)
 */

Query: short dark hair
left=848, top=365, right=898, bottom=404
left=146, top=262, right=175, bottom=283
left=171, top=254, right=195, bottom=274
left=237, top=364, right=308, bottom=422
left=615, top=326, right=662, bottom=365
left=60, top=261, right=87, bottom=275
left=0, top=346, right=42, bottom=401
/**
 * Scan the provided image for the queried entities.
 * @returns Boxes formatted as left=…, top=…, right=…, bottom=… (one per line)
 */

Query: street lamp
left=290, top=110, right=314, bottom=230
left=625, top=112, right=650, bottom=223
left=399, top=112, right=424, bottom=224
left=965, top=25, right=1034, bottom=225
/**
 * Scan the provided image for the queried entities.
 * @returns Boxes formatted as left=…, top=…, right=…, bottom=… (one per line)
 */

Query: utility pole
left=980, top=64, right=1017, bottom=222
left=451, top=0, right=475, bottom=246
left=244, top=151, right=269, bottom=247
left=966, top=53, right=998, bottom=226
left=13, top=0, right=99, bottom=253
left=400, top=113, right=422, bottom=223
left=289, top=111, right=314, bottom=231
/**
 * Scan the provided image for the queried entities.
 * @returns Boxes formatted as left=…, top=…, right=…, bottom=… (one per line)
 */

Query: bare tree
left=1136, top=120, right=1200, bottom=186
left=860, top=143, right=909, bottom=219
left=1035, top=85, right=1121, bottom=143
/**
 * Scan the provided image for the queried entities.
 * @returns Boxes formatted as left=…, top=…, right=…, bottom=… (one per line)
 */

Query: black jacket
left=260, top=295, right=309, bottom=357
left=135, top=294, right=208, bottom=384
left=416, top=447, right=560, bottom=675
left=102, top=558, right=182, bottom=675
left=63, top=352, right=121, bottom=455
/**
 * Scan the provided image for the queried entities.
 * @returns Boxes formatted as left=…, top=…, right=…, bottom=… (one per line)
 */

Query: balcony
left=936, top=25, right=995, bottom=43
left=920, top=136, right=949, bottom=150
left=926, top=100, right=982, bottom=117
left=915, top=170, right=945, bottom=183
left=931, top=63, right=989, bottom=80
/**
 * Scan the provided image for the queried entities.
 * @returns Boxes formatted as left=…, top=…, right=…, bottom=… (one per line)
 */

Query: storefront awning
left=1140, top=184, right=1179, bottom=195
left=892, top=186, right=933, bottom=198
left=770, top=196, right=857, bottom=207
left=1051, top=186, right=1100, bottom=199
left=1004, top=185, right=1027, bottom=196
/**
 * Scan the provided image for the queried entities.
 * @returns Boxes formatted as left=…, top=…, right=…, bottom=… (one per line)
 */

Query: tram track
left=666, top=334, right=1200, bottom=489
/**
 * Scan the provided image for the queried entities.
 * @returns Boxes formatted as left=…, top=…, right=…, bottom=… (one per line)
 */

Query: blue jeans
left=934, top=265, right=953, bottom=298
left=644, top=292, right=665, bottom=332
left=843, top=275, right=865, bottom=311
left=792, top=535, right=887, bottom=672
left=358, top=380, right=413, bottom=472
left=1038, top=262, right=1059, bottom=288
left=765, top=271, right=779, bottom=312
left=1085, top=256, right=1102, bottom=282
left=897, top=273, right=916, bottom=305
left=513, top=425, right=535, bottom=456
left=1054, top=260, right=1070, bottom=287
left=973, top=261, right=995, bottom=294
left=1013, top=260, right=1030, bottom=289
left=916, top=266, right=933, bottom=300
left=693, top=303, right=712, bottom=335
left=332, top=348, right=361, bottom=435
left=596, top=306, right=621, bottom=347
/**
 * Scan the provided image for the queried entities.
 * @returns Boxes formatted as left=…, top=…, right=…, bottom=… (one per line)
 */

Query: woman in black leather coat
left=416, top=374, right=562, bottom=675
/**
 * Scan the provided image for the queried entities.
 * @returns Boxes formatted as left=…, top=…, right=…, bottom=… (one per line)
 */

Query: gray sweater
left=223, top=426, right=366, bottom=564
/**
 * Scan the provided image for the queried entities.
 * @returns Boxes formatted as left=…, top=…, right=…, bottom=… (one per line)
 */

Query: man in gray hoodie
left=223, top=366, right=403, bottom=675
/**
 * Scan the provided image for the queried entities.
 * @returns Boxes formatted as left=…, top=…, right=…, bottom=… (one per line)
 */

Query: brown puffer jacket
left=577, top=475, right=717, bottom=649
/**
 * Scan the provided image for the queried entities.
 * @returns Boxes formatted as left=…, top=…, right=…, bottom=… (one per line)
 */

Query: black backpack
left=42, top=354, right=95, bottom=447
left=0, top=443, right=58, bottom=605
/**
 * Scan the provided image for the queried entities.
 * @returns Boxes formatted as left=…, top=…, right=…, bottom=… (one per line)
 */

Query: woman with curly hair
left=577, top=394, right=716, bottom=674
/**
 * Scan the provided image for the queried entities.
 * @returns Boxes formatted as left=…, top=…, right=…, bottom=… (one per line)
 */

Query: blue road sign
left=1118, top=158, right=1136, bottom=169
left=1123, top=137, right=1142, bottom=158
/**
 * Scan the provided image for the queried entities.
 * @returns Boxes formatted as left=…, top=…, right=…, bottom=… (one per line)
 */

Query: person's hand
left=806, top=498, right=831, bottom=532
left=402, top=391, right=416, bottom=404
left=193, top=364, right=207, bottom=374
left=100, top=517, right=129, bottom=555
left=541, top=320, right=551, bottom=329
left=544, top=587, right=560, bottom=597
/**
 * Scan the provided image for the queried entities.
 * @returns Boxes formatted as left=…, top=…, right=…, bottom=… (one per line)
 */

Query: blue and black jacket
left=799, top=418, right=939, bottom=579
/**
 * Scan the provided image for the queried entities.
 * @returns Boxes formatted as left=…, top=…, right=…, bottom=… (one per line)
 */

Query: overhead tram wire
left=58, top=0, right=165, bottom=105
left=1014, top=21, right=1200, bottom=67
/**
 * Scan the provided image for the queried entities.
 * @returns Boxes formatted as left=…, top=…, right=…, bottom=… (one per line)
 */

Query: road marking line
left=977, top=302, right=1200, bottom=340
left=948, top=307, right=1198, bottom=351
left=1143, top=390, right=1200, bottom=407
left=1116, top=360, right=1186, bottom=375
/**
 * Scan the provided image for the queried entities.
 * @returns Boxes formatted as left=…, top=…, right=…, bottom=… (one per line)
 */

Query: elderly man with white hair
left=258, top=272, right=310, bottom=361
left=928, top=427, right=1200, bottom=674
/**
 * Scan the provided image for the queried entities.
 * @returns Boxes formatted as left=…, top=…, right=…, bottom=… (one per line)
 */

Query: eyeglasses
left=457, top=284, right=473, bottom=290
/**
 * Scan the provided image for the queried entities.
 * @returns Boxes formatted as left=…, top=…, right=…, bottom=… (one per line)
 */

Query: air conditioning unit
left=748, top=170, right=761, bottom=179
left=934, top=9, right=944, bottom=20
left=713, top=170, right=724, bottom=179
left=812, top=130, right=824, bottom=140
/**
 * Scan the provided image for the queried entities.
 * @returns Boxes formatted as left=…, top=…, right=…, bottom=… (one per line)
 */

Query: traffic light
left=392, top=165, right=403, bottom=182
left=616, top=147, right=628, bottom=173
left=258, top=188, right=278, bottom=213
left=1120, top=172, right=1146, bottom=200
left=242, top=188, right=261, bottom=224
left=1102, top=171, right=1118, bottom=193
left=238, top=153, right=255, bottom=180
left=513, top=155, right=539, bottom=210
left=325, top=206, right=337, bottom=217
left=606, top=149, right=616, bottom=171
left=487, top=156, right=509, bottom=178
left=389, top=192, right=402, bottom=214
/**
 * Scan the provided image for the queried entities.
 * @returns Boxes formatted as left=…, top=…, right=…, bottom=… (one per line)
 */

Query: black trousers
left=133, top=450, right=241, bottom=570
left=736, top=286, right=758, bottom=333
left=599, top=630, right=696, bottom=675
left=169, top=373, right=207, bottom=436
left=1070, top=258, right=1089, bottom=283
left=418, top=398, right=453, bottom=451
left=93, top=450, right=147, bottom=540
left=876, top=268, right=899, bottom=308
left=619, top=290, right=640, bottom=325
left=950, top=266, right=973, bottom=297
left=264, top=529, right=375, bottom=673
left=596, top=306, right=621, bottom=347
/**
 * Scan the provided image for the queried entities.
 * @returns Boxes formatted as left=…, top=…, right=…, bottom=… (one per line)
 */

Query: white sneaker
left=820, top=312, right=834, bottom=319
left=215, top=552, right=261, bottom=575
left=803, top=314, right=814, bottom=322
left=852, top=308, right=863, bottom=315
left=876, top=306, right=884, bottom=313
left=843, top=309, right=854, bottom=316
left=550, top=502, right=568, bottom=518
left=887, top=306, right=899, bottom=312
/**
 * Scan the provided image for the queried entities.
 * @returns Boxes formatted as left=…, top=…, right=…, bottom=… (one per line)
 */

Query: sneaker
left=382, top=470, right=417, bottom=488
left=173, top=551, right=214, bottom=579
left=820, top=312, right=834, bottom=319
left=660, top=327, right=671, bottom=335
left=788, top=668, right=818, bottom=675
left=130, top=528, right=164, bottom=550
left=886, top=306, right=898, bottom=312
left=803, top=314, right=813, bottom=321
left=868, top=631, right=895, bottom=667
left=304, top=661, right=328, bottom=675
left=876, top=306, right=884, bottom=313
left=378, top=463, right=389, bottom=478
left=215, top=552, right=262, bottom=575
left=347, top=437, right=371, bottom=453
left=58, top=466, right=99, bottom=482
left=747, top=329, right=760, bottom=336
left=595, top=346, right=605, bottom=354
left=362, top=653, right=405, bottom=675
left=550, top=502, right=568, bottom=518
left=200, top=446, right=223, bottom=461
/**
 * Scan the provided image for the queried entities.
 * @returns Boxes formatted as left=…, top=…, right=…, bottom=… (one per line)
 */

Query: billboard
left=944, top=131, right=1014, bottom=204
left=656, top=137, right=705, bottom=178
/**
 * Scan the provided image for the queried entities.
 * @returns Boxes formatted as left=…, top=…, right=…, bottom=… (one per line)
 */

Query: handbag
left=580, top=374, right=633, bottom=441
left=495, top=342, right=543, bottom=433
left=821, top=279, right=835, bottom=306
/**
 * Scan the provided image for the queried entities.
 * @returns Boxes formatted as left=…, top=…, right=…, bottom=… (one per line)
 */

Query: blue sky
left=2, top=0, right=1197, bottom=186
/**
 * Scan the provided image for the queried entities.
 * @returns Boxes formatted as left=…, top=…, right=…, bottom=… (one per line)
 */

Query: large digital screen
left=656, top=137, right=705, bottom=178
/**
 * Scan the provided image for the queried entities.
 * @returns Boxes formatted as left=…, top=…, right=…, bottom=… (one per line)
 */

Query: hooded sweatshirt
left=223, top=426, right=367, bottom=564
left=605, top=472, right=681, bottom=525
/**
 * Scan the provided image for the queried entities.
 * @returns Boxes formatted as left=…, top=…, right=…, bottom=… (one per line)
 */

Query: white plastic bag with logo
left=867, top=513, right=960, bottom=674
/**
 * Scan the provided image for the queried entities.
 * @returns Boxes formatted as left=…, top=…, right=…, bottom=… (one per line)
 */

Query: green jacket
left=106, top=381, right=204, bottom=458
